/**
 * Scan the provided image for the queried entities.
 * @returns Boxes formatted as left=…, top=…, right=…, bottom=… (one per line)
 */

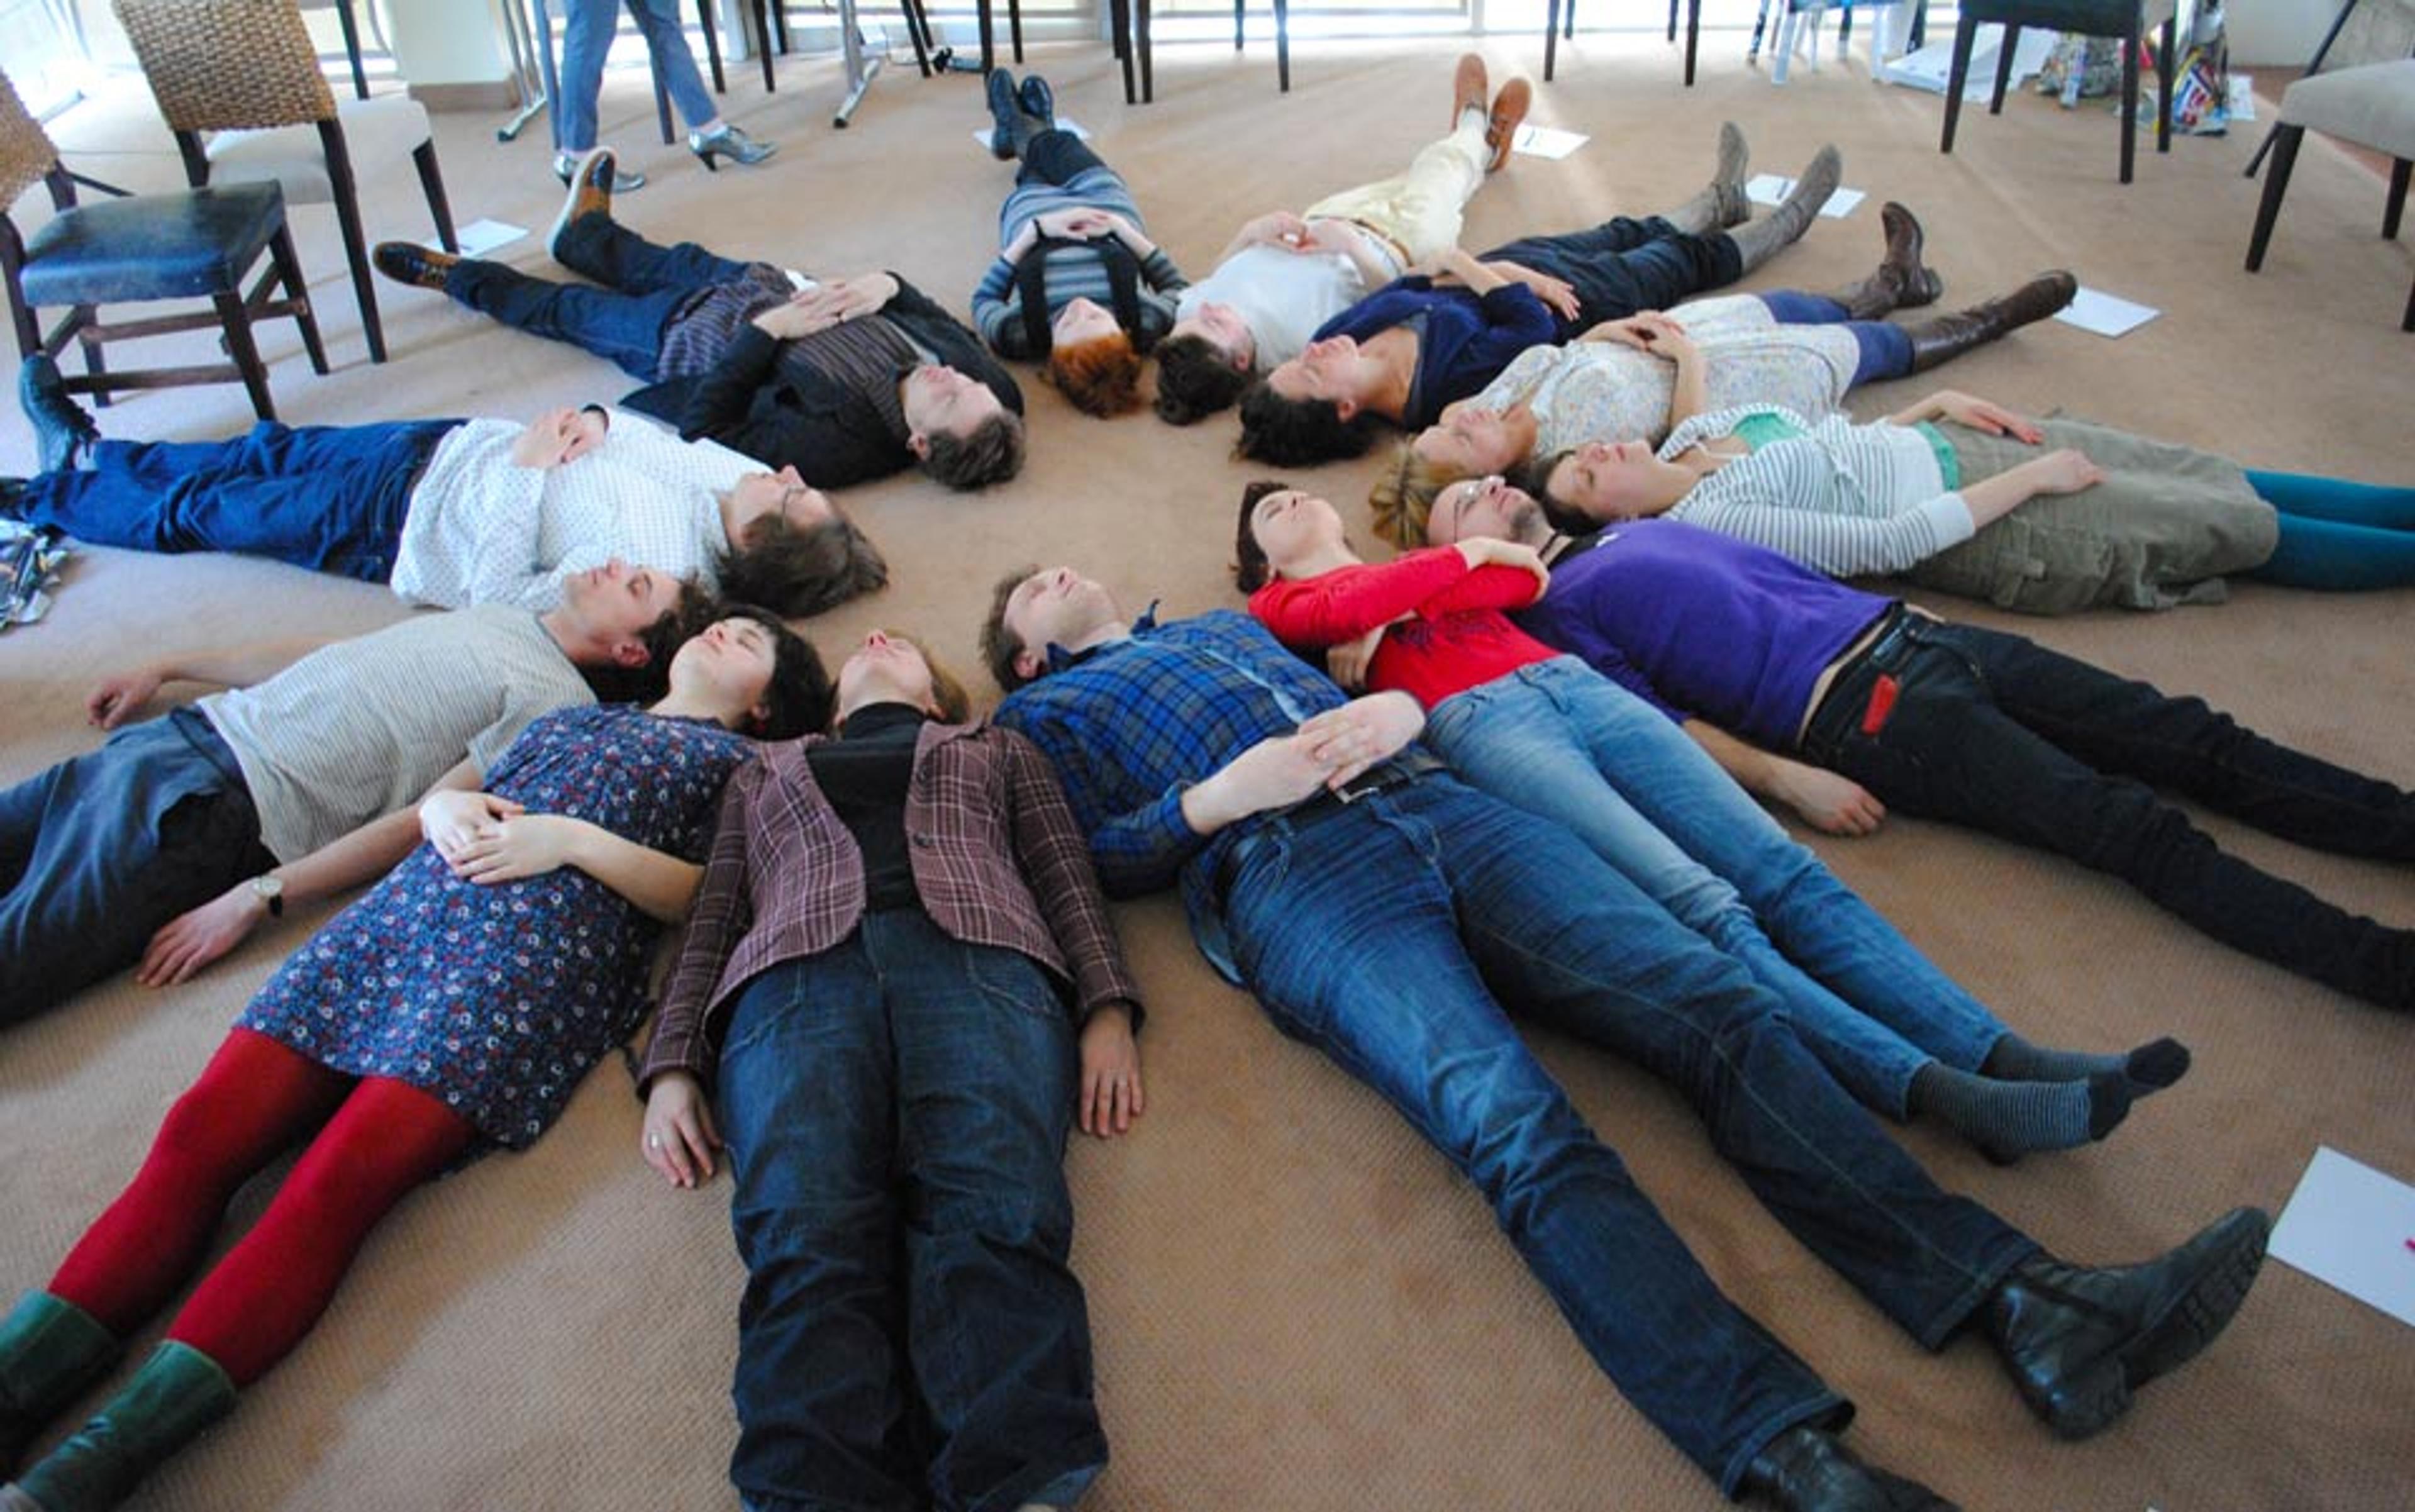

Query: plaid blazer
left=636, top=719, right=1141, bottom=1092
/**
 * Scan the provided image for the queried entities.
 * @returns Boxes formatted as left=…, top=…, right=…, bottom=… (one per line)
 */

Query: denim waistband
left=1216, top=751, right=1444, bottom=896
left=1802, top=608, right=1932, bottom=753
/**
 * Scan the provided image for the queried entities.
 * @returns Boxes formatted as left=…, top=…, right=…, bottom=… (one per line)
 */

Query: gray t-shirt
left=199, top=606, right=596, bottom=863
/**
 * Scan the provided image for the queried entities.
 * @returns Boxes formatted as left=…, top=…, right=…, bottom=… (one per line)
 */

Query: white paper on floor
left=2228, top=75, right=2258, bottom=122
left=970, top=117, right=1091, bottom=152
left=439, top=219, right=526, bottom=258
left=2052, top=286, right=2161, bottom=338
left=2269, top=1146, right=2415, bottom=1329
left=1512, top=124, right=1589, bottom=160
left=1880, top=27, right=2057, bottom=101
left=1745, top=174, right=1864, bottom=219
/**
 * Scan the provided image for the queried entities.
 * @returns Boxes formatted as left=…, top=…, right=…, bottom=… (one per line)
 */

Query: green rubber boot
left=0, top=1295, right=118, bottom=1477
left=3, top=1342, right=234, bottom=1512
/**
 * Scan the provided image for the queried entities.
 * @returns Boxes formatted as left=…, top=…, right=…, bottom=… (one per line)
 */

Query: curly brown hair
left=1046, top=332, right=1143, bottom=418
left=979, top=564, right=1042, bottom=693
left=918, top=411, right=1028, bottom=491
left=1153, top=334, right=1253, bottom=425
left=714, top=509, right=889, bottom=618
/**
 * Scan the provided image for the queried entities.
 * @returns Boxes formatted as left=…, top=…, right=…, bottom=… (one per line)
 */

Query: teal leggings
left=2246, top=470, right=2415, bottom=591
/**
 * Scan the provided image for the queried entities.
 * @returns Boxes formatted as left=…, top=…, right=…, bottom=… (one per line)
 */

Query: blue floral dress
left=238, top=704, right=753, bottom=1150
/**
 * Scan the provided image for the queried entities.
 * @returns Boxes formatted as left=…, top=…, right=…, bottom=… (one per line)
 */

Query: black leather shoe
left=1985, top=1206, right=2268, bottom=1440
left=1017, top=73, right=1055, bottom=128
left=984, top=68, right=1021, bottom=160
left=371, top=241, right=458, bottom=292
left=17, top=357, right=96, bottom=475
left=1741, top=1426, right=1959, bottom=1511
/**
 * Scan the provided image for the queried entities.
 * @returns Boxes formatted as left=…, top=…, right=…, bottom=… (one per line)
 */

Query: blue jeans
left=1804, top=620, right=2415, bottom=1009
left=1426, top=659, right=2004, bottom=1117
left=2245, top=469, right=2415, bottom=591
left=714, top=911, right=1105, bottom=1512
left=1752, top=291, right=1917, bottom=385
left=445, top=216, right=751, bottom=381
left=17, top=421, right=459, bottom=582
left=1480, top=216, right=1745, bottom=337
left=557, top=0, right=716, bottom=151
left=0, top=709, right=274, bottom=1022
left=1218, top=774, right=2035, bottom=1494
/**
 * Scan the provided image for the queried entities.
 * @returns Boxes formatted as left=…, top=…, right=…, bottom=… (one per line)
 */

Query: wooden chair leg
left=413, top=142, right=459, bottom=253
left=1684, top=0, right=1701, bottom=86
left=78, top=323, right=108, bottom=405
left=977, top=0, right=996, bottom=74
left=772, top=0, right=789, bottom=52
left=2155, top=14, right=2175, bottom=153
left=1009, top=0, right=1023, bottom=63
left=1546, top=0, right=1560, bottom=82
left=324, top=140, right=387, bottom=364
left=897, top=0, right=933, bottom=77
left=1140, top=0, right=1155, bottom=101
left=696, top=0, right=726, bottom=92
left=268, top=225, right=331, bottom=375
left=1989, top=23, right=2019, bottom=113
left=2402, top=274, right=2413, bottom=331
left=2245, top=123, right=2302, bottom=270
left=2386, top=158, right=2410, bottom=239
left=214, top=288, right=275, bottom=421
left=1233, top=0, right=1243, bottom=51
left=1111, top=0, right=1135, bottom=103
left=1941, top=18, right=1976, bottom=153
left=753, top=0, right=775, bottom=91
left=1270, top=0, right=1286, bottom=92
left=2118, top=23, right=2139, bottom=184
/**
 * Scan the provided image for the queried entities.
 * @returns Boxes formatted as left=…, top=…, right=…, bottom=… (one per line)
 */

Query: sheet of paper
left=2227, top=75, right=2258, bottom=122
left=2270, top=1146, right=2415, bottom=1328
left=2052, top=285, right=2162, bottom=338
left=432, top=218, right=523, bottom=258
left=970, top=116, right=1091, bottom=152
left=1511, top=124, right=1589, bottom=161
left=1744, top=174, right=1865, bottom=220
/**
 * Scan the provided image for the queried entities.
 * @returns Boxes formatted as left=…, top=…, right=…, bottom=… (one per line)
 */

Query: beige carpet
left=3, top=30, right=2412, bottom=1512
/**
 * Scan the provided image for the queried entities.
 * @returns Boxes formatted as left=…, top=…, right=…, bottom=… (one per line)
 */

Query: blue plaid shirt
left=994, top=608, right=1355, bottom=981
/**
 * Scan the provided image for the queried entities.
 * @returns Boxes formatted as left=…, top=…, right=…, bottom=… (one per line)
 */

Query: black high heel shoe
left=689, top=123, right=777, bottom=172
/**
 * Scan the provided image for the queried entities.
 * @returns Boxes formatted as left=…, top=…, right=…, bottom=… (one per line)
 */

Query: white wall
left=2228, top=0, right=2350, bottom=67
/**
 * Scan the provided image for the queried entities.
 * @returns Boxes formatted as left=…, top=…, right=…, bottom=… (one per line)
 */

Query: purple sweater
left=1511, top=519, right=1894, bottom=750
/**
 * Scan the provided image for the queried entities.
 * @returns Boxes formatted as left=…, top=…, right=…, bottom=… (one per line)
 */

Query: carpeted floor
left=1, top=28, right=2411, bottom=1512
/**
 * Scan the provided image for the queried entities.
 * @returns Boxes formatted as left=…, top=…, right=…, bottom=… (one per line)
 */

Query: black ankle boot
left=1984, top=1206, right=2268, bottom=1440
left=1903, top=271, right=2077, bottom=372
left=984, top=69, right=1022, bottom=160
left=1834, top=201, right=1943, bottom=320
left=1741, top=1426, right=1960, bottom=1511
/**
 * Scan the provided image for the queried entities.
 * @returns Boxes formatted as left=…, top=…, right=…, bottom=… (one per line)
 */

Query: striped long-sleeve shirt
left=971, top=165, right=1187, bottom=357
left=1659, top=406, right=1977, bottom=579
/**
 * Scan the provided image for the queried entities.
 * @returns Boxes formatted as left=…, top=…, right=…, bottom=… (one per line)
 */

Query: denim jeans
left=1218, top=774, right=2035, bottom=1494
left=445, top=216, right=752, bottom=381
left=1803, top=620, right=2415, bottom=1009
left=1426, top=659, right=2005, bottom=1117
left=1481, top=216, right=1745, bottom=336
left=714, top=911, right=1105, bottom=1512
left=0, top=709, right=274, bottom=1022
left=18, top=421, right=459, bottom=582
left=556, top=0, right=716, bottom=152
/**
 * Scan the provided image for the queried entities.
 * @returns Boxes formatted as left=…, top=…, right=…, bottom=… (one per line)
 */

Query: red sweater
left=1248, top=548, right=1556, bottom=709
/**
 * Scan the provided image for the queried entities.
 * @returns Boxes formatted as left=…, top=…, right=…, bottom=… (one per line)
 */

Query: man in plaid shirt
left=980, top=565, right=2268, bottom=1512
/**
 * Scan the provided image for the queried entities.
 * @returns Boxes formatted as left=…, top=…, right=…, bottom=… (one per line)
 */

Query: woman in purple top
left=1428, top=475, right=2415, bottom=1014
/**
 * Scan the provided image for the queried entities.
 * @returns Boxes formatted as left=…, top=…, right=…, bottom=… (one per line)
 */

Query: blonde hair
left=1367, top=440, right=1469, bottom=550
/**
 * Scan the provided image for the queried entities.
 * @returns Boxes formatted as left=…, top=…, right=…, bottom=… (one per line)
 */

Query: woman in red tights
left=0, top=612, right=826, bottom=1512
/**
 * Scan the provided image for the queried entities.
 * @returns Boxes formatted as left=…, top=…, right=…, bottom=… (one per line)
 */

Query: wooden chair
left=1106, top=0, right=1291, bottom=106
left=2246, top=58, right=2415, bottom=331
left=114, top=0, right=457, bottom=365
left=0, top=70, right=326, bottom=420
left=1544, top=0, right=1706, bottom=88
left=1939, top=0, right=2177, bottom=184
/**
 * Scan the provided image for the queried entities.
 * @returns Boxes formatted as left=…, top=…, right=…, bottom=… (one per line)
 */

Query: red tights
left=48, top=1029, right=474, bottom=1387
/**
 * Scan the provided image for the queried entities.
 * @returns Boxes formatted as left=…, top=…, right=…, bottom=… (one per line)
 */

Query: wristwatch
left=250, top=874, right=285, bottom=918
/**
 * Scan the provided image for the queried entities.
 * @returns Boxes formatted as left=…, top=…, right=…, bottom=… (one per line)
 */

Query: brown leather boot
left=1902, top=271, right=2078, bottom=372
left=1833, top=201, right=1944, bottom=320
left=1452, top=53, right=1489, bottom=127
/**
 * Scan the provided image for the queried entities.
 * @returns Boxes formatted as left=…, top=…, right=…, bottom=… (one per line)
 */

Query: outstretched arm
left=86, top=636, right=333, bottom=729
left=1683, top=721, right=1885, bottom=837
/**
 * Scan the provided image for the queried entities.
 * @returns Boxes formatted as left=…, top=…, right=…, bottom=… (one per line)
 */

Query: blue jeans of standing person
left=15, top=420, right=460, bottom=582
left=1802, top=618, right=2415, bottom=1009
left=714, top=910, right=1106, bottom=1512
left=1480, top=216, right=1746, bottom=336
left=557, top=0, right=717, bottom=152
left=1425, top=658, right=2005, bottom=1118
left=1217, top=772, right=2037, bottom=1496
left=0, top=709, right=275, bottom=1022
left=445, top=216, right=752, bottom=380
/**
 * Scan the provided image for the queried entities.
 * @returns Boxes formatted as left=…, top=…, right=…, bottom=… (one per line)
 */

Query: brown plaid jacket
left=636, top=720, right=1141, bottom=1093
